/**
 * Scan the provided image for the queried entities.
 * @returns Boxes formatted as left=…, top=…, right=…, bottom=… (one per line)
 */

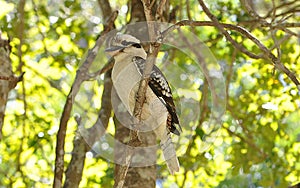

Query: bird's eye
left=132, top=43, right=141, bottom=48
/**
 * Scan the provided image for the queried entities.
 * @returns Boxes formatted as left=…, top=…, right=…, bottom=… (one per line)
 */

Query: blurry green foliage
left=0, top=0, right=299, bottom=187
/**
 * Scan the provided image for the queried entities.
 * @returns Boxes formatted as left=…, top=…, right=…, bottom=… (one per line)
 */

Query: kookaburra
left=106, top=33, right=182, bottom=174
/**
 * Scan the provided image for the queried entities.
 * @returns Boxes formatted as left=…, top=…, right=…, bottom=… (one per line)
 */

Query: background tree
left=0, top=0, right=299, bottom=187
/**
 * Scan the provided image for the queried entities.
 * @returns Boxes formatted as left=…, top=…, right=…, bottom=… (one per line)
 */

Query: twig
left=162, top=20, right=261, bottom=59
left=270, top=0, right=277, bottom=23
left=264, top=0, right=298, bottom=18
left=275, top=25, right=300, bottom=38
left=0, top=73, right=24, bottom=89
left=274, top=8, right=300, bottom=18
left=269, top=34, right=292, bottom=52
left=195, top=0, right=300, bottom=90
left=53, top=10, right=118, bottom=188
left=279, top=22, right=300, bottom=27
left=242, top=0, right=267, bottom=25
left=238, top=21, right=300, bottom=28
left=200, top=1, right=261, bottom=59
left=161, top=19, right=300, bottom=90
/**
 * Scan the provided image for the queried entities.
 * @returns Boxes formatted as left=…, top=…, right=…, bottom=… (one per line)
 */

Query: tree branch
left=162, top=17, right=300, bottom=91
left=97, top=0, right=112, bottom=21
left=0, top=73, right=24, bottom=89
left=14, top=0, right=27, bottom=182
left=53, top=10, right=118, bottom=188
left=0, top=36, right=23, bottom=139
left=200, top=1, right=261, bottom=59
left=63, top=70, right=113, bottom=188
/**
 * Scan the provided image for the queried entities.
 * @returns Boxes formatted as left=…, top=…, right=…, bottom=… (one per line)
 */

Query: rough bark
left=98, top=0, right=113, bottom=20
left=0, top=37, right=17, bottom=139
left=113, top=112, right=156, bottom=188
left=129, top=0, right=146, bottom=23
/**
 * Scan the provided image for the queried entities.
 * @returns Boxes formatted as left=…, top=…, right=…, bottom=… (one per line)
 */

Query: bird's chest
left=112, top=59, right=166, bottom=119
left=112, top=60, right=142, bottom=113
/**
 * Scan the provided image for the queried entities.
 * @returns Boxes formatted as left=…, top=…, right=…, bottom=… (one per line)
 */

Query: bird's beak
left=105, top=46, right=125, bottom=56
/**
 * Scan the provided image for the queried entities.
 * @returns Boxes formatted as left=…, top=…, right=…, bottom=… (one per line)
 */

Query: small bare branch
left=264, top=0, right=298, bottom=18
left=97, top=0, right=112, bottom=21
left=198, top=0, right=261, bottom=59
left=196, top=0, right=300, bottom=90
left=0, top=72, right=24, bottom=89
left=141, top=0, right=154, bottom=22
left=279, top=22, right=300, bottom=28
left=161, top=17, right=300, bottom=90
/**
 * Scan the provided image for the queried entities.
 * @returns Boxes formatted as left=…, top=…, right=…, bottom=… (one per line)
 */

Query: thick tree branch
left=129, top=0, right=146, bottom=23
left=13, top=0, right=27, bottom=182
left=97, top=0, right=112, bottom=21
left=53, top=11, right=118, bottom=188
left=0, top=36, right=23, bottom=139
left=63, top=70, right=113, bottom=188
left=155, top=0, right=167, bottom=21
left=63, top=115, right=86, bottom=188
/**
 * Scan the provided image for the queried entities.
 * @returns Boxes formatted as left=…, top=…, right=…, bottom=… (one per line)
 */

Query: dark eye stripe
left=121, top=40, right=132, bottom=46
left=132, top=43, right=141, bottom=48
left=120, top=40, right=141, bottom=48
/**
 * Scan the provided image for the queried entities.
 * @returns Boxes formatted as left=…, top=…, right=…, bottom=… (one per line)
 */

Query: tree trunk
left=113, top=110, right=157, bottom=188
left=0, top=37, right=15, bottom=139
left=113, top=0, right=158, bottom=187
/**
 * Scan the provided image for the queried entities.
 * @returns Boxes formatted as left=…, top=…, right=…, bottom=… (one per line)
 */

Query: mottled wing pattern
left=132, top=56, right=182, bottom=135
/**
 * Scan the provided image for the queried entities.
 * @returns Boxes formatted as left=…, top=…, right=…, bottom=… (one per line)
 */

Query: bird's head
left=105, top=33, right=147, bottom=59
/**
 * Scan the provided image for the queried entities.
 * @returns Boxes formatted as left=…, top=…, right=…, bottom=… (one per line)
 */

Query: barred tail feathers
left=160, top=134, right=180, bottom=174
